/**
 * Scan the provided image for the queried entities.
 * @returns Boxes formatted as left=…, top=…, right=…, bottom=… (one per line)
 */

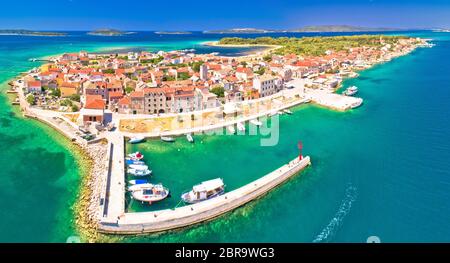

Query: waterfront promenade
left=98, top=155, right=311, bottom=234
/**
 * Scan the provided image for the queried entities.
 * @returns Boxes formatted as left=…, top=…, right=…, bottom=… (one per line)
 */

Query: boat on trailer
left=181, top=178, right=225, bottom=204
left=129, top=136, right=145, bottom=144
left=161, top=136, right=175, bottom=142
left=131, top=184, right=170, bottom=204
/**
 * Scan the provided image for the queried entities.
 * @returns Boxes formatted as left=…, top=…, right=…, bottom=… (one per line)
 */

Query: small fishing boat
left=186, top=133, right=194, bottom=143
left=127, top=152, right=144, bottom=161
left=125, top=159, right=145, bottom=165
left=237, top=122, right=246, bottom=132
left=283, top=109, right=293, bottom=115
left=129, top=136, right=145, bottom=144
left=127, top=168, right=152, bottom=177
left=128, top=183, right=154, bottom=192
left=131, top=184, right=170, bottom=204
left=250, top=119, right=262, bottom=126
left=128, top=179, right=148, bottom=185
left=343, top=86, right=358, bottom=96
left=181, top=178, right=225, bottom=204
left=161, top=136, right=175, bottom=142
left=128, top=164, right=149, bottom=171
left=227, top=125, right=236, bottom=134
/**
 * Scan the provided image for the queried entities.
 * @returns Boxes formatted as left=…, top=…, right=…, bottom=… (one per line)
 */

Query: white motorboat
left=131, top=184, right=170, bottom=204
left=227, top=125, right=236, bottom=134
left=128, top=183, right=154, bottom=192
left=351, top=99, right=363, bottom=109
left=128, top=179, right=149, bottom=185
left=128, top=164, right=149, bottom=171
left=129, top=136, right=145, bottom=144
left=250, top=119, right=262, bottom=126
left=127, top=168, right=152, bottom=177
left=237, top=122, right=246, bottom=132
left=283, top=109, right=293, bottom=115
left=186, top=133, right=194, bottom=143
left=161, top=136, right=175, bottom=142
left=127, top=152, right=144, bottom=161
left=181, top=178, right=225, bottom=204
left=125, top=159, right=145, bottom=165
left=343, top=86, right=358, bottom=96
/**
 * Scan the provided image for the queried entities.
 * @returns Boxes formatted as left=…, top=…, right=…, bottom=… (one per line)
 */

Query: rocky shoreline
left=73, top=141, right=108, bottom=242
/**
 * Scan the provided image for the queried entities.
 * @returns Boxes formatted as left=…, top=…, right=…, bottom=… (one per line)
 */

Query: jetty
left=98, top=148, right=311, bottom=234
left=305, top=88, right=363, bottom=111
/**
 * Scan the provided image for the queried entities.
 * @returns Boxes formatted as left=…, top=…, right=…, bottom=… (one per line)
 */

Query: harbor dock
left=305, top=88, right=363, bottom=111
left=98, top=153, right=311, bottom=234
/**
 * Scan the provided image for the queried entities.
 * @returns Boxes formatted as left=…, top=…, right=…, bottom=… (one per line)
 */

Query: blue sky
left=0, top=0, right=449, bottom=30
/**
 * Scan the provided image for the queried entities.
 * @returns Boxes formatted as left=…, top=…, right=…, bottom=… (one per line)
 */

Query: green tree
left=50, top=88, right=61, bottom=97
left=125, top=86, right=134, bottom=94
left=26, top=94, right=35, bottom=105
left=263, top=55, right=272, bottom=62
left=71, top=105, right=79, bottom=112
left=191, top=61, right=204, bottom=72
left=210, top=86, right=225, bottom=98
left=254, top=67, right=266, bottom=75
left=102, top=68, right=115, bottom=74
left=69, top=93, right=80, bottom=102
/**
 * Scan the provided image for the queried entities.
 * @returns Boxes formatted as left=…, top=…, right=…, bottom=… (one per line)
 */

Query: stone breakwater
left=74, top=142, right=108, bottom=242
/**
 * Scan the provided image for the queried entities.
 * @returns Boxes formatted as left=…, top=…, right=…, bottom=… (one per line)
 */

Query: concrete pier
left=98, top=155, right=311, bottom=234
left=305, top=88, right=363, bottom=111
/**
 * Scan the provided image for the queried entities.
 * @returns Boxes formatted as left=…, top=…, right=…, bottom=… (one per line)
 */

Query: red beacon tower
left=298, top=141, right=303, bottom=160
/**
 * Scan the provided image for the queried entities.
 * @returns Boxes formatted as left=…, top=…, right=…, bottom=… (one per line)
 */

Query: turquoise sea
left=0, top=31, right=449, bottom=242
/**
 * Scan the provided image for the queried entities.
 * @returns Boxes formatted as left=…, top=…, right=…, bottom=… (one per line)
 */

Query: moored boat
left=186, top=133, right=194, bottom=143
left=161, top=136, right=175, bottom=142
left=237, top=122, right=246, bottom=132
left=125, top=159, right=145, bottom=165
left=128, top=164, right=149, bottom=170
left=250, top=119, right=262, bottom=126
left=127, top=168, right=152, bottom=177
left=343, top=86, right=358, bottom=96
left=127, top=152, right=144, bottom=161
left=283, top=109, right=293, bottom=115
left=181, top=178, right=225, bottom=204
left=129, top=136, right=145, bottom=144
left=131, top=184, right=170, bottom=204
left=128, top=179, right=148, bottom=185
left=227, top=125, right=236, bottom=134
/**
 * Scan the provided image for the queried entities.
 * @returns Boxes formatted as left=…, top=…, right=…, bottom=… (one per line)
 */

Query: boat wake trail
left=313, top=185, right=358, bottom=243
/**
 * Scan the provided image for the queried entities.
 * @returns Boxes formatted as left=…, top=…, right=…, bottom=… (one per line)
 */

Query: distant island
left=290, top=25, right=400, bottom=32
left=0, top=29, right=66, bottom=36
left=433, top=28, right=450, bottom=32
left=204, top=25, right=401, bottom=34
left=217, top=35, right=412, bottom=56
left=87, top=29, right=129, bottom=36
left=204, top=28, right=276, bottom=34
left=154, top=31, right=192, bottom=35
